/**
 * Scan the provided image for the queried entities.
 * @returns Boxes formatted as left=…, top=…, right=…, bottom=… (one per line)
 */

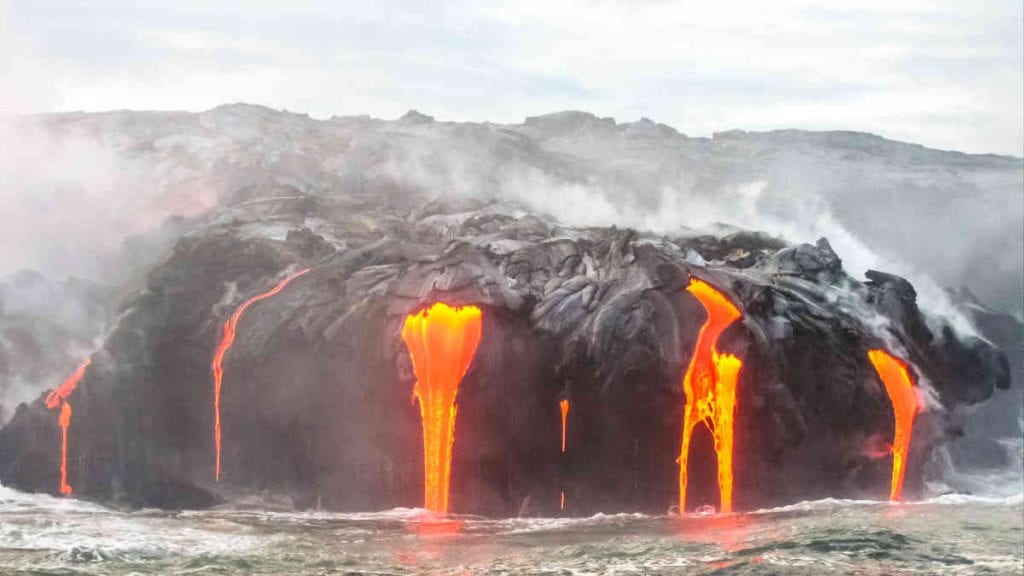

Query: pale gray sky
left=2, top=0, right=1021, bottom=155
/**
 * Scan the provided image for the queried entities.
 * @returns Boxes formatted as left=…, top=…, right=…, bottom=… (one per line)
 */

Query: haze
left=2, top=0, right=1022, bottom=156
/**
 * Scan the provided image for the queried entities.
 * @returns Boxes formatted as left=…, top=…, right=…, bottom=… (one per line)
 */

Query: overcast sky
left=2, top=0, right=1021, bottom=155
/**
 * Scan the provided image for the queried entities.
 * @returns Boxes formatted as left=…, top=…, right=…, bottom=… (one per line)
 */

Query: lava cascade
left=45, top=359, right=91, bottom=409
left=45, top=359, right=91, bottom=496
left=58, top=402, right=73, bottom=495
left=559, top=398, right=569, bottom=510
left=559, top=399, right=570, bottom=453
left=211, top=268, right=310, bottom=481
left=678, top=279, right=743, bottom=514
left=867, top=349, right=919, bottom=501
left=401, top=303, right=483, bottom=513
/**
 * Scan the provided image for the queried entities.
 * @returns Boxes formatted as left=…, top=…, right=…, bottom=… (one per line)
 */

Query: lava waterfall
left=0, top=205, right=1010, bottom=515
left=401, top=303, right=483, bottom=513
left=678, top=278, right=743, bottom=514
left=868, top=349, right=920, bottom=501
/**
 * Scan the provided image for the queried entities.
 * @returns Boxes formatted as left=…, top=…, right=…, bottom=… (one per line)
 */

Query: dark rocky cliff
left=0, top=197, right=1009, bottom=515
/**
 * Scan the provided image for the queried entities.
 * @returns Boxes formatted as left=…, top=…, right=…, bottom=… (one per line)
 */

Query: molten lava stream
left=401, top=303, right=483, bottom=513
left=559, top=398, right=570, bottom=510
left=560, top=398, right=570, bottom=453
left=211, top=268, right=310, bottom=481
left=58, top=402, right=73, bottom=495
left=867, top=349, right=919, bottom=501
left=45, top=359, right=91, bottom=496
left=45, top=358, right=91, bottom=409
left=679, top=278, right=743, bottom=514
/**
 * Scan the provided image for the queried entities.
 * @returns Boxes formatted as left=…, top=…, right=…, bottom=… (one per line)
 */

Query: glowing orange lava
left=678, top=278, right=743, bottom=514
left=58, top=402, right=73, bottom=495
left=868, top=349, right=919, bottom=501
left=559, top=398, right=570, bottom=453
left=560, top=398, right=570, bottom=511
left=401, top=303, right=483, bottom=513
left=211, top=268, right=310, bottom=481
left=45, top=359, right=91, bottom=409
left=46, top=359, right=90, bottom=496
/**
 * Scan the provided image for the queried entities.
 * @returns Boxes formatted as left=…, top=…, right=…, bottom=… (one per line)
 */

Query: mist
left=0, top=105, right=1019, bottom=426
left=0, top=115, right=205, bottom=421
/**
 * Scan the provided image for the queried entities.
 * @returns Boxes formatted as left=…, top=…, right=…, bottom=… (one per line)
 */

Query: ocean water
left=0, top=486, right=1021, bottom=575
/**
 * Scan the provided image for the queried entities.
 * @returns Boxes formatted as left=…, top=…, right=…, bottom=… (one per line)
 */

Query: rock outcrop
left=0, top=196, right=1009, bottom=515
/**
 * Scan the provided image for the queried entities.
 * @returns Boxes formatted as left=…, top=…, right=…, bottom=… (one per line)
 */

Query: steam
left=0, top=118, right=203, bottom=283
left=0, top=117, right=202, bottom=422
left=0, top=272, right=112, bottom=423
left=498, top=170, right=982, bottom=336
left=0, top=105, right=1015, bottom=429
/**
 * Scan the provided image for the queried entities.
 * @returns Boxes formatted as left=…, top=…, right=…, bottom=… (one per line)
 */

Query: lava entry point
left=679, top=278, right=743, bottom=514
left=45, top=358, right=91, bottom=496
left=401, top=302, right=483, bottom=513
left=868, top=349, right=921, bottom=501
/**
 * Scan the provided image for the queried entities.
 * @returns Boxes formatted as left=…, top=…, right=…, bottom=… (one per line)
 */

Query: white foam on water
left=0, top=484, right=271, bottom=563
left=920, top=492, right=1023, bottom=506
left=0, top=482, right=109, bottom=514
left=746, top=491, right=1024, bottom=518
left=492, top=512, right=653, bottom=534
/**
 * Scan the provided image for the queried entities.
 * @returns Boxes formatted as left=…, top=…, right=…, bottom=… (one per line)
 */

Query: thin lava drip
left=867, top=349, right=920, bottom=501
left=211, top=268, right=310, bottom=481
left=57, top=403, right=72, bottom=495
left=678, top=279, right=743, bottom=514
left=401, top=303, right=483, bottom=513
left=45, top=358, right=91, bottom=496
left=560, top=398, right=569, bottom=510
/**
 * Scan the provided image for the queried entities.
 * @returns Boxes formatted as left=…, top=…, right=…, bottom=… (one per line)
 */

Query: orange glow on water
left=211, top=268, right=310, bottom=481
left=679, top=278, right=743, bottom=514
left=408, top=516, right=466, bottom=536
left=397, top=513, right=466, bottom=567
left=58, top=402, right=73, bottom=496
left=868, top=349, right=919, bottom=501
left=401, top=303, right=483, bottom=513
left=675, top=513, right=756, bottom=553
left=45, top=359, right=91, bottom=410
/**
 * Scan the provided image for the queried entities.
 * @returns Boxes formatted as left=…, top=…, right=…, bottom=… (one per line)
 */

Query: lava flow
left=867, top=349, right=919, bottom=501
left=58, top=402, right=73, bottom=495
left=45, top=359, right=91, bottom=496
left=560, top=398, right=570, bottom=510
left=678, top=278, right=743, bottom=514
left=560, top=398, right=570, bottom=453
left=45, top=358, right=91, bottom=409
left=211, top=268, right=310, bottom=481
left=401, top=303, right=483, bottom=513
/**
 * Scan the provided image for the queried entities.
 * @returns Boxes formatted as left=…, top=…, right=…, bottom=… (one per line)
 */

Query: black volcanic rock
left=928, top=289, right=1024, bottom=491
left=0, top=197, right=1010, bottom=516
left=0, top=273, right=117, bottom=423
left=10, top=106, right=1021, bottom=317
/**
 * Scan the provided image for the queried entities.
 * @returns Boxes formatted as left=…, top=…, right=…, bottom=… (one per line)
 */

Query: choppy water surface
left=0, top=486, right=1020, bottom=575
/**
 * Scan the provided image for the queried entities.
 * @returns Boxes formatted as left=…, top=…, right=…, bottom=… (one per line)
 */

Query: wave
left=0, top=482, right=109, bottom=514
left=3, top=481, right=1020, bottom=532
